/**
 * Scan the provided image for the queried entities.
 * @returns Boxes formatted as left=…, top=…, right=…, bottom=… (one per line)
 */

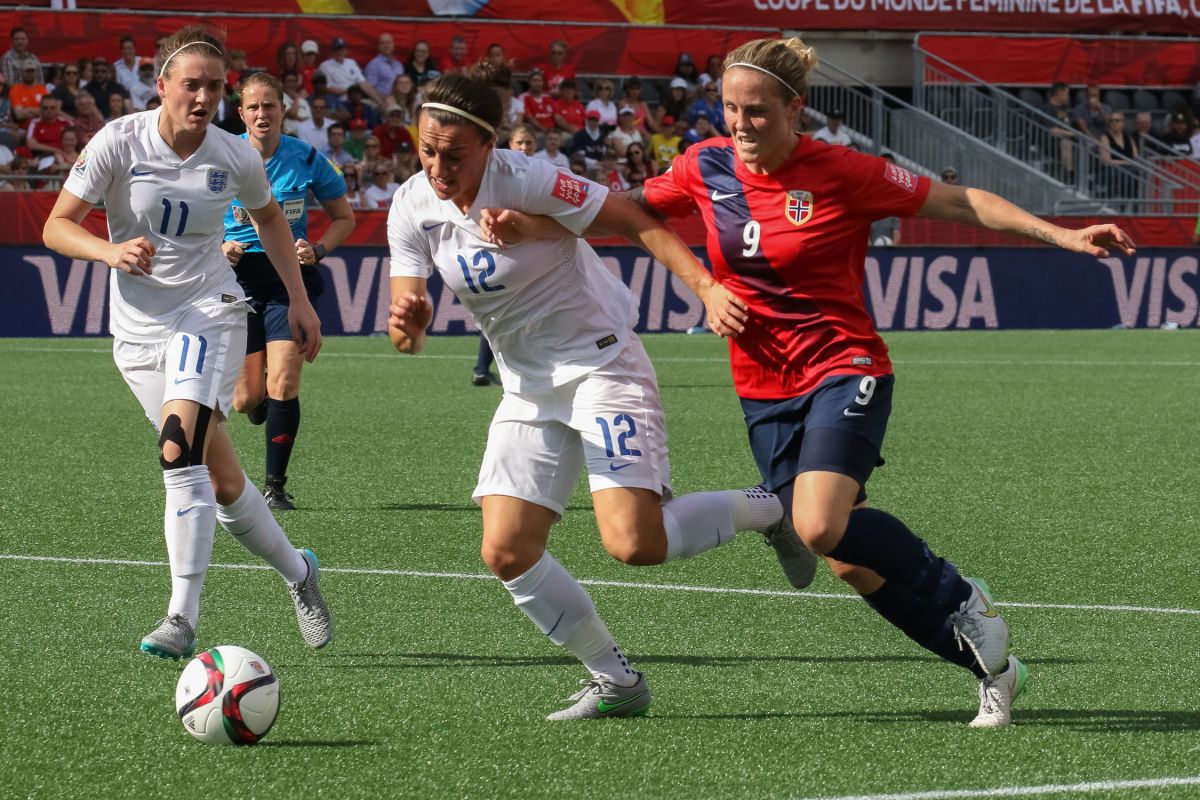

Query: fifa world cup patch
left=72, top=149, right=89, bottom=173
left=232, top=205, right=250, bottom=224
left=595, top=334, right=618, bottom=350
left=552, top=173, right=589, bottom=207
left=884, top=163, right=917, bottom=193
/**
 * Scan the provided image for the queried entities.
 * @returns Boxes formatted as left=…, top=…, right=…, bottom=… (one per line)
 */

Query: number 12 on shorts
left=595, top=414, right=642, bottom=458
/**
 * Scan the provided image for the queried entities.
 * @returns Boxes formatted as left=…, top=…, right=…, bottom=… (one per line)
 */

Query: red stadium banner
left=919, top=34, right=1200, bottom=87
left=24, top=0, right=1200, bottom=32
left=4, top=10, right=775, bottom=77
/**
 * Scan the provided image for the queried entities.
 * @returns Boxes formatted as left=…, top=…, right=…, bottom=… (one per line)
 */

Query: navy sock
left=862, top=581, right=986, bottom=678
left=474, top=337, right=494, bottom=374
left=826, top=507, right=970, bottom=610
left=265, top=396, right=300, bottom=478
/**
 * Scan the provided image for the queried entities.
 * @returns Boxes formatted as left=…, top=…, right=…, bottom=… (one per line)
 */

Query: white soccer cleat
left=970, top=655, right=1028, bottom=728
left=951, top=577, right=1009, bottom=676
left=546, top=672, right=651, bottom=721
left=761, top=512, right=819, bottom=590
left=288, top=548, right=333, bottom=648
left=141, top=613, right=196, bottom=660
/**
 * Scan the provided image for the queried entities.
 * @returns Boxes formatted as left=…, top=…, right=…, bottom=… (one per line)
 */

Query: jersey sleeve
left=235, top=148, right=275, bottom=211
left=841, top=149, right=931, bottom=219
left=641, top=148, right=700, bottom=219
left=513, top=153, right=608, bottom=236
left=387, top=184, right=433, bottom=279
left=310, top=152, right=348, bottom=202
left=62, top=122, right=118, bottom=205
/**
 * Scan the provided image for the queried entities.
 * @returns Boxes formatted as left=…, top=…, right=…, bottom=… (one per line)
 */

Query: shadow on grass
left=377, top=504, right=592, bottom=512
left=278, top=651, right=949, bottom=670
left=699, top=708, right=1200, bottom=732
left=257, top=740, right=379, bottom=748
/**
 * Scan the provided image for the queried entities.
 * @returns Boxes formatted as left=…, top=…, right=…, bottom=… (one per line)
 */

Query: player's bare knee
left=602, top=528, right=667, bottom=566
left=480, top=539, right=537, bottom=580
left=792, top=511, right=848, bottom=555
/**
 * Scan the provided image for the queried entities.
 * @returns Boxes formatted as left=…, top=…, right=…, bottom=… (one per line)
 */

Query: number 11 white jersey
left=64, top=109, right=274, bottom=344
left=387, top=148, right=638, bottom=393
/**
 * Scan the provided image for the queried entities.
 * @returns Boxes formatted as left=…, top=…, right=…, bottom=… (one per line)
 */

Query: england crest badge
left=207, top=168, right=229, bottom=194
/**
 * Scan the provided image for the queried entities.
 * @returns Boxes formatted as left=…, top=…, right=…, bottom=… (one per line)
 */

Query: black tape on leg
left=158, top=406, right=213, bottom=470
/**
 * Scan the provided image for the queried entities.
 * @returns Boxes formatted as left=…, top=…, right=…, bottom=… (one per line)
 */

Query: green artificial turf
left=2, top=331, right=1199, bottom=800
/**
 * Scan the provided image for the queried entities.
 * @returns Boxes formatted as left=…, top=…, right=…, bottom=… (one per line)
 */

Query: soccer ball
left=175, top=645, right=280, bottom=745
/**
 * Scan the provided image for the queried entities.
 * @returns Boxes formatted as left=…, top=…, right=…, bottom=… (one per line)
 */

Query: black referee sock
left=826, top=507, right=971, bottom=611
left=862, top=580, right=986, bottom=679
left=265, top=396, right=300, bottom=479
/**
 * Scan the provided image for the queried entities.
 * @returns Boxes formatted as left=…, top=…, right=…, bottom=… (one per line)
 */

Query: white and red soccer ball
left=175, top=645, right=279, bottom=745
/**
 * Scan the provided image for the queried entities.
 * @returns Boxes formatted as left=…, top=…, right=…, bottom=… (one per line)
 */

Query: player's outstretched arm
left=43, top=188, right=156, bottom=275
left=248, top=199, right=323, bottom=362
left=389, top=276, right=432, bottom=354
left=918, top=182, right=1137, bottom=258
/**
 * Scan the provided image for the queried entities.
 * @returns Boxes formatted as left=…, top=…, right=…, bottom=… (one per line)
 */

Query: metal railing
left=912, top=46, right=1200, bottom=216
left=806, top=59, right=1076, bottom=215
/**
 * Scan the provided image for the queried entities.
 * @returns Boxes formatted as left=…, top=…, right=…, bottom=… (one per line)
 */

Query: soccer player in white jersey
left=386, top=62, right=819, bottom=720
left=42, top=25, right=334, bottom=660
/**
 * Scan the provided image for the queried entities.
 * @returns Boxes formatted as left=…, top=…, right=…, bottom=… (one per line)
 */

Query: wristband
left=312, top=243, right=327, bottom=262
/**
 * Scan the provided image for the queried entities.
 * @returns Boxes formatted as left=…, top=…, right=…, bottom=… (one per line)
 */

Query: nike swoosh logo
left=176, top=506, right=197, bottom=517
left=131, top=168, right=154, bottom=176
left=711, top=190, right=738, bottom=202
left=609, top=462, right=634, bottom=471
left=596, top=691, right=648, bottom=714
left=979, top=595, right=999, bottom=618
left=843, top=409, right=865, bottom=417
left=173, top=376, right=200, bottom=385
left=422, top=222, right=445, bottom=231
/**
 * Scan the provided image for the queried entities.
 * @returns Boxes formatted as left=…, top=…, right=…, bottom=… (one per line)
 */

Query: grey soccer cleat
left=970, top=655, right=1028, bottom=728
left=288, top=548, right=333, bottom=648
left=951, top=577, right=1010, bottom=676
left=762, top=512, right=819, bottom=590
left=141, top=613, right=196, bottom=660
left=546, top=672, right=651, bottom=721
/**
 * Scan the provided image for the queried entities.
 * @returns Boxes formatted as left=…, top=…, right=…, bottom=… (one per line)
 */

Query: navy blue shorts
left=740, top=373, right=894, bottom=503
left=237, top=252, right=323, bottom=355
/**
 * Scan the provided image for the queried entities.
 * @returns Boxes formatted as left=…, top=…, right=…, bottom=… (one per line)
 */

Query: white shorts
left=113, top=299, right=249, bottom=431
left=473, top=335, right=672, bottom=518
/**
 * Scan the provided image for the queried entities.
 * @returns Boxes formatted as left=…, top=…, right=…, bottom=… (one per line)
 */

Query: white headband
left=727, top=62, right=801, bottom=97
left=158, top=41, right=223, bottom=79
left=421, top=102, right=496, bottom=135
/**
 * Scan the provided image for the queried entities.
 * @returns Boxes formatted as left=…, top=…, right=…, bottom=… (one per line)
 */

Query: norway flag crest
left=785, top=190, right=813, bottom=226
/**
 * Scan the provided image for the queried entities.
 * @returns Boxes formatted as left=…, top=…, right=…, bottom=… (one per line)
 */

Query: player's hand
left=288, top=298, right=323, bottom=362
left=108, top=237, right=156, bottom=276
left=700, top=281, right=749, bottom=338
left=222, top=240, right=244, bottom=267
left=295, top=238, right=318, bottom=266
left=1063, top=224, right=1136, bottom=258
left=479, top=207, right=546, bottom=248
left=389, top=291, right=433, bottom=337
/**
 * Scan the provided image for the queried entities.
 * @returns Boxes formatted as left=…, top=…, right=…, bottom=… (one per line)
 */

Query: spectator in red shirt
left=372, top=102, right=415, bottom=159
left=299, top=40, right=320, bottom=95
left=445, top=35, right=471, bottom=77
left=26, top=95, right=70, bottom=160
left=552, top=78, right=585, bottom=136
left=536, top=40, right=575, bottom=98
left=70, top=92, right=105, bottom=145
left=520, top=69, right=555, bottom=134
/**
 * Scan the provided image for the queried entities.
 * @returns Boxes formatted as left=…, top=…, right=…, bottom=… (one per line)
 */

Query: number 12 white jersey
left=387, top=148, right=638, bottom=393
left=64, top=109, right=274, bottom=344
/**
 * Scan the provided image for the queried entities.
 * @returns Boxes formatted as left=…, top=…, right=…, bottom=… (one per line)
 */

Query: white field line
left=1, top=553, right=1198, bottom=616
left=793, top=775, right=1200, bottom=800
left=7, top=344, right=1200, bottom=367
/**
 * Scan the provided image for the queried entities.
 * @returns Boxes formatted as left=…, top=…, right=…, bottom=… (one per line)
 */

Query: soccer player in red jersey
left=481, top=37, right=1134, bottom=728
left=635, top=37, right=1134, bottom=728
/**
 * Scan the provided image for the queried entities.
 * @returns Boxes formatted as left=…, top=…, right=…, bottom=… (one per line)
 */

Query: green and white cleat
left=546, top=672, right=652, bottom=721
left=289, top=549, right=333, bottom=648
left=140, top=614, right=196, bottom=660
left=951, top=577, right=1009, bottom=676
left=970, top=655, right=1028, bottom=728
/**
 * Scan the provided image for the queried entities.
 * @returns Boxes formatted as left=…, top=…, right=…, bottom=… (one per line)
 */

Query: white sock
left=163, top=465, right=216, bottom=625
left=501, top=551, right=638, bottom=684
left=661, top=488, right=784, bottom=561
left=730, top=486, right=785, bottom=531
left=216, top=473, right=307, bottom=584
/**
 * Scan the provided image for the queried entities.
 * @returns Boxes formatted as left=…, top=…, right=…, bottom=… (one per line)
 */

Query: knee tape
left=158, top=407, right=213, bottom=470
